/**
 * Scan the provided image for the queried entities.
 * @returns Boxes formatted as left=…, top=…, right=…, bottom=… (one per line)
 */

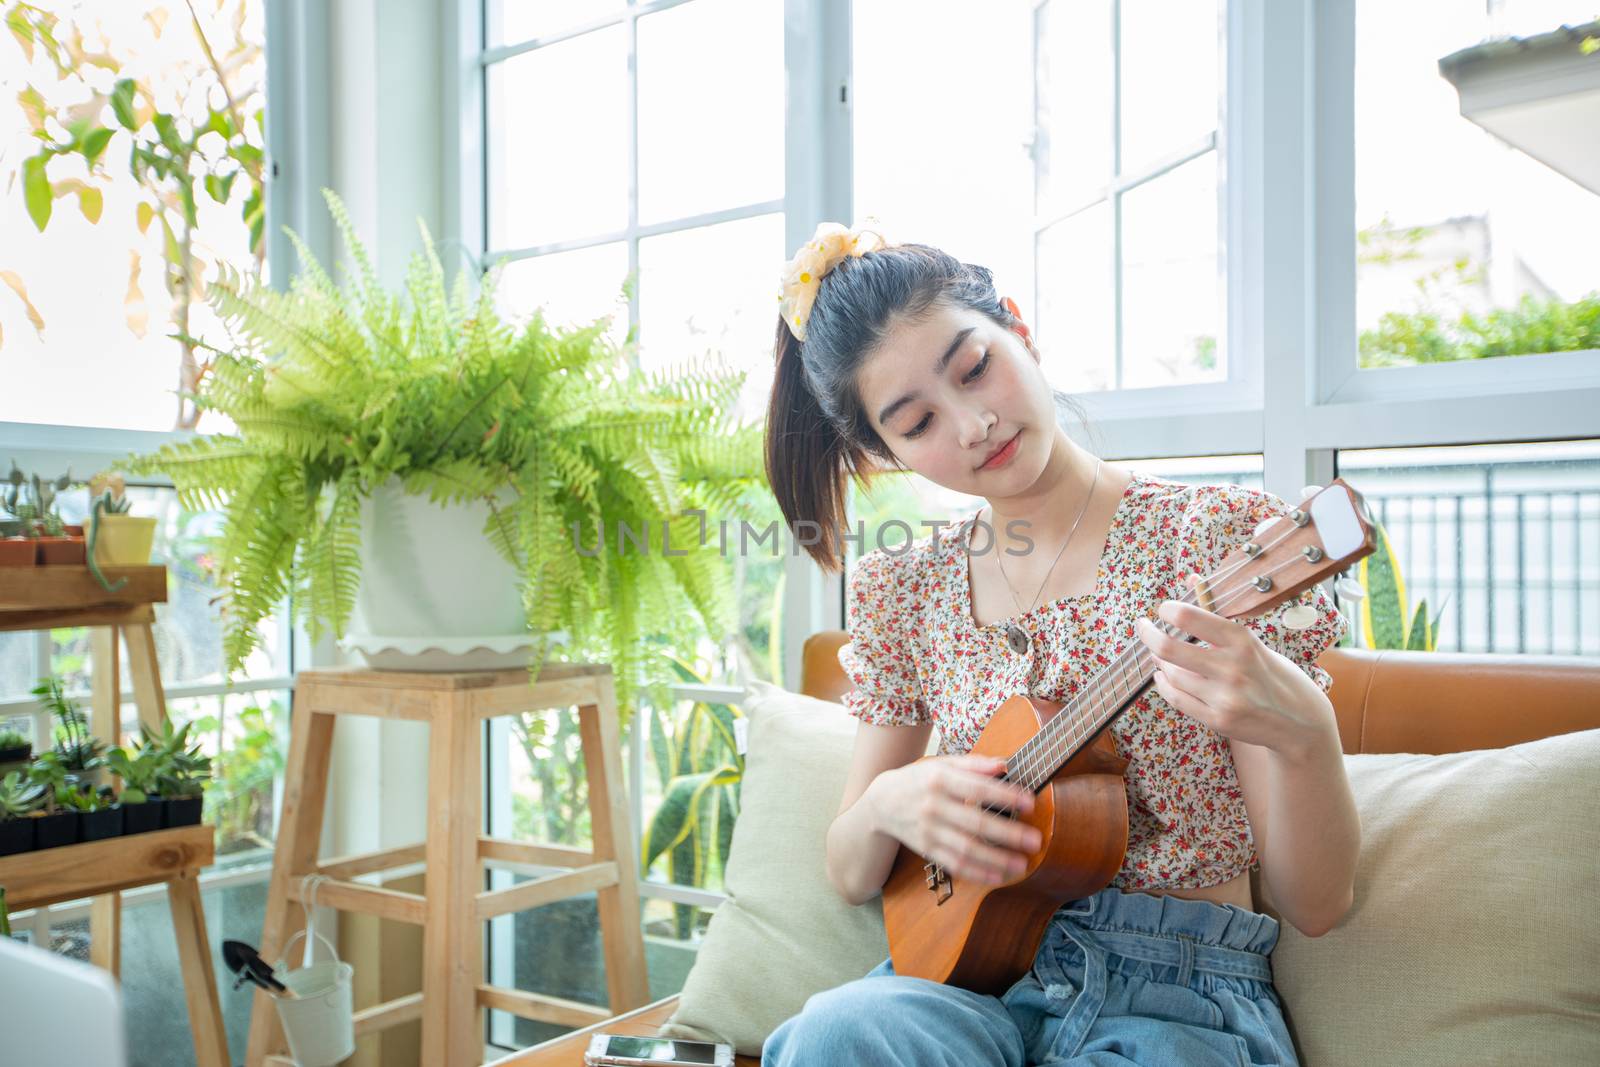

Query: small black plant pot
left=33, top=810, right=80, bottom=849
left=122, top=799, right=165, bottom=835
left=122, top=799, right=166, bottom=831
left=166, top=795, right=202, bottom=828
left=0, top=742, right=30, bottom=764
left=81, top=805, right=124, bottom=842
left=0, top=817, right=34, bottom=856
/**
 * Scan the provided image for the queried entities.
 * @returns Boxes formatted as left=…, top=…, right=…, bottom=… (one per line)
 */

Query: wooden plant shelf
left=0, top=563, right=168, bottom=612
left=0, top=824, right=214, bottom=910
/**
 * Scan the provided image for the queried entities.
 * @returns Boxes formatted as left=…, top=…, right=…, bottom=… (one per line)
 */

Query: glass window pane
left=0, top=632, right=34, bottom=703
left=1121, top=454, right=1262, bottom=490
left=209, top=690, right=287, bottom=859
left=1356, top=2, right=1600, bottom=368
left=1120, top=153, right=1222, bottom=389
left=853, top=0, right=1035, bottom=308
left=0, top=4, right=266, bottom=432
left=1035, top=0, right=1113, bottom=217
left=487, top=0, right=613, bottom=46
left=637, top=213, right=785, bottom=425
left=1337, top=440, right=1600, bottom=655
left=487, top=27, right=629, bottom=250
left=637, top=0, right=783, bottom=225
left=495, top=242, right=631, bottom=349
left=1036, top=202, right=1115, bottom=393
left=1117, top=0, right=1220, bottom=172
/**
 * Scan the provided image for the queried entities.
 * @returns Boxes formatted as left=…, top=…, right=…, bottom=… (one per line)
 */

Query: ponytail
left=764, top=317, right=861, bottom=574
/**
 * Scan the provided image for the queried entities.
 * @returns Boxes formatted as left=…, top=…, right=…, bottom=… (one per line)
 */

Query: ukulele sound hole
left=923, top=860, right=953, bottom=904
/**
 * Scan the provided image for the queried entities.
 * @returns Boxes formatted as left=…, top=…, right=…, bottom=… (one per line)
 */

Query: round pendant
left=1005, top=624, right=1031, bottom=656
left=1280, top=603, right=1319, bottom=631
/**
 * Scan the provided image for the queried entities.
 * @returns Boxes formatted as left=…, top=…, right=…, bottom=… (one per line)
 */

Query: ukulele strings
left=974, top=513, right=1323, bottom=818
left=1002, top=544, right=1313, bottom=797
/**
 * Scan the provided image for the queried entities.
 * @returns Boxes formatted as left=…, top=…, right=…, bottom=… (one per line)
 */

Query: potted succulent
left=27, top=753, right=80, bottom=849
left=105, top=742, right=168, bottom=834
left=6, top=465, right=85, bottom=565
left=1, top=464, right=37, bottom=565
left=142, top=720, right=208, bottom=827
left=118, top=190, right=766, bottom=719
left=0, top=770, right=45, bottom=856
left=32, top=678, right=106, bottom=788
left=0, top=727, right=30, bottom=769
left=60, top=781, right=123, bottom=842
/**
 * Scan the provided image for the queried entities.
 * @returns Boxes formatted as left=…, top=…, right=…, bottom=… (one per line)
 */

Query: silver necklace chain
left=991, top=457, right=1102, bottom=656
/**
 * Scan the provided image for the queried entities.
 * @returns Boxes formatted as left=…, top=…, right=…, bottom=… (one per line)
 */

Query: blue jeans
left=762, top=886, right=1298, bottom=1066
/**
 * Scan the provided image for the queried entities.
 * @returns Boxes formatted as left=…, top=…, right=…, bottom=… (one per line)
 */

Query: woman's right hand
left=871, top=754, right=1043, bottom=885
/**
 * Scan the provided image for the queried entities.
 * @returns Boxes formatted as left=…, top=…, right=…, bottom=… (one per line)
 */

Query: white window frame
left=1308, top=0, right=1600, bottom=420
left=1029, top=0, right=1262, bottom=433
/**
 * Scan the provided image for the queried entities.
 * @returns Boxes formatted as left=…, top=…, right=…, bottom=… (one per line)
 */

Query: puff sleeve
left=837, top=548, right=934, bottom=726
left=1174, top=484, right=1349, bottom=694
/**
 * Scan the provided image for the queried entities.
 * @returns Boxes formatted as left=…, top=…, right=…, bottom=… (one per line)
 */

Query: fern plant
left=119, top=188, right=767, bottom=719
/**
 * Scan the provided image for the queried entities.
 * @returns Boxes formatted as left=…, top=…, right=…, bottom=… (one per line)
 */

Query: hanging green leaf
left=153, top=111, right=183, bottom=154
left=110, top=77, right=137, bottom=129
left=22, top=153, right=50, bottom=229
left=81, top=126, right=113, bottom=168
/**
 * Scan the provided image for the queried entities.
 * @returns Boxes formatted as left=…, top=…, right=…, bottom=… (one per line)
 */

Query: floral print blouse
left=837, top=470, right=1348, bottom=891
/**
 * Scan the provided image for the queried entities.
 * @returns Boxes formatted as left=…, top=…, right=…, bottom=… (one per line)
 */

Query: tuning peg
left=1335, top=573, right=1365, bottom=600
left=1280, top=603, right=1319, bottom=631
left=1300, top=484, right=1324, bottom=501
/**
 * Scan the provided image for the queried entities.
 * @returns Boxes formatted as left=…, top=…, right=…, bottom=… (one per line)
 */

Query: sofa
left=489, top=632, right=1600, bottom=1067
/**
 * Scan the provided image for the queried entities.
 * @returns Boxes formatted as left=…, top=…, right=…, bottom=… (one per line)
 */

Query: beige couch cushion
left=1263, top=728, right=1600, bottom=1065
left=658, top=679, right=935, bottom=1056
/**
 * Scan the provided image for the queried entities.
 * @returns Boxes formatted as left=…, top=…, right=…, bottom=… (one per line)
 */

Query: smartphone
left=583, top=1032, right=735, bottom=1067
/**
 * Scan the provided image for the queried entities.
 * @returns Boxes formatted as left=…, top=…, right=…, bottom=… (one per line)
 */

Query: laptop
left=0, top=935, right=128, bottom=1066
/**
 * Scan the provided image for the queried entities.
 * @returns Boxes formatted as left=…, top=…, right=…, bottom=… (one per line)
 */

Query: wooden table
left=0, top=564, right=229, bottom=1067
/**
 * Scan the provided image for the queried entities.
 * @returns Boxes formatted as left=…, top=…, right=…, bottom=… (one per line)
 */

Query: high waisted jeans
left=762, top=886, right=1298, bottom=1066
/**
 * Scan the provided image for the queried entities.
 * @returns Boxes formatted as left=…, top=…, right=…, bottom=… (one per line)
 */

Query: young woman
left=758, top=224, right=1360, bottom=1066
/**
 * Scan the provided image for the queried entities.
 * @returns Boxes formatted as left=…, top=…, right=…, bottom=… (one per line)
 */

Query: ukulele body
left=881, top=691, right=1130, bottom=995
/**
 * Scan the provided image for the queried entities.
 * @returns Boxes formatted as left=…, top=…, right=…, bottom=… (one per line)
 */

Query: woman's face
left=854, top=299, right=1056, bottom=497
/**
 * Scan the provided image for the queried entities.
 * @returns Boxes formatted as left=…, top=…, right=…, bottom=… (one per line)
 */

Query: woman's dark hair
left=764, top=241, right=1089, bottom=574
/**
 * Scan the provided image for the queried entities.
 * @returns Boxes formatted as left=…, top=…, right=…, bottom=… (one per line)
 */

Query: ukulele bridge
left=923, top=860, right=953, bottom=904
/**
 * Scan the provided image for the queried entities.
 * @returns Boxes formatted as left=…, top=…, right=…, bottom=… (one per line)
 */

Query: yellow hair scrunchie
left=777, top=219, right=888, bottom=343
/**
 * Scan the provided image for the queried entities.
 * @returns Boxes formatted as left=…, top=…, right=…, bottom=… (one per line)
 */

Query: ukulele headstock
left=1192, top=479, right=1377, bottom=622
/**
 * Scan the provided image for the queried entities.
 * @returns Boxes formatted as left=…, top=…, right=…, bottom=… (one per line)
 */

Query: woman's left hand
left=1134, top=577, right=1333, bottom=759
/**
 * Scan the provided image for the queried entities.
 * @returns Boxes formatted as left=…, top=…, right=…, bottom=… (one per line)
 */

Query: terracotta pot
left=36, top=536, right=86, bottom=565
left=63, top=524, right=84, bottom=536
left=0, top=538, right=36, bottom=566
left=92, top=514, right=158, bottom=566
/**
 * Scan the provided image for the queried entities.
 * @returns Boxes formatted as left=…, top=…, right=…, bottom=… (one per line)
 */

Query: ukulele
left=881, top=479, right=1378, bottom=994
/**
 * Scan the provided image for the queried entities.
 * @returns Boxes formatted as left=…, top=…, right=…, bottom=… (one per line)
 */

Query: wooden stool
left=245, top=664, right=651, bottom=1067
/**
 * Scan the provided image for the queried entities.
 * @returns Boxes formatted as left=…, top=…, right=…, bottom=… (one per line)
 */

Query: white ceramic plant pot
left=340, top=479, right=567, bottom=671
